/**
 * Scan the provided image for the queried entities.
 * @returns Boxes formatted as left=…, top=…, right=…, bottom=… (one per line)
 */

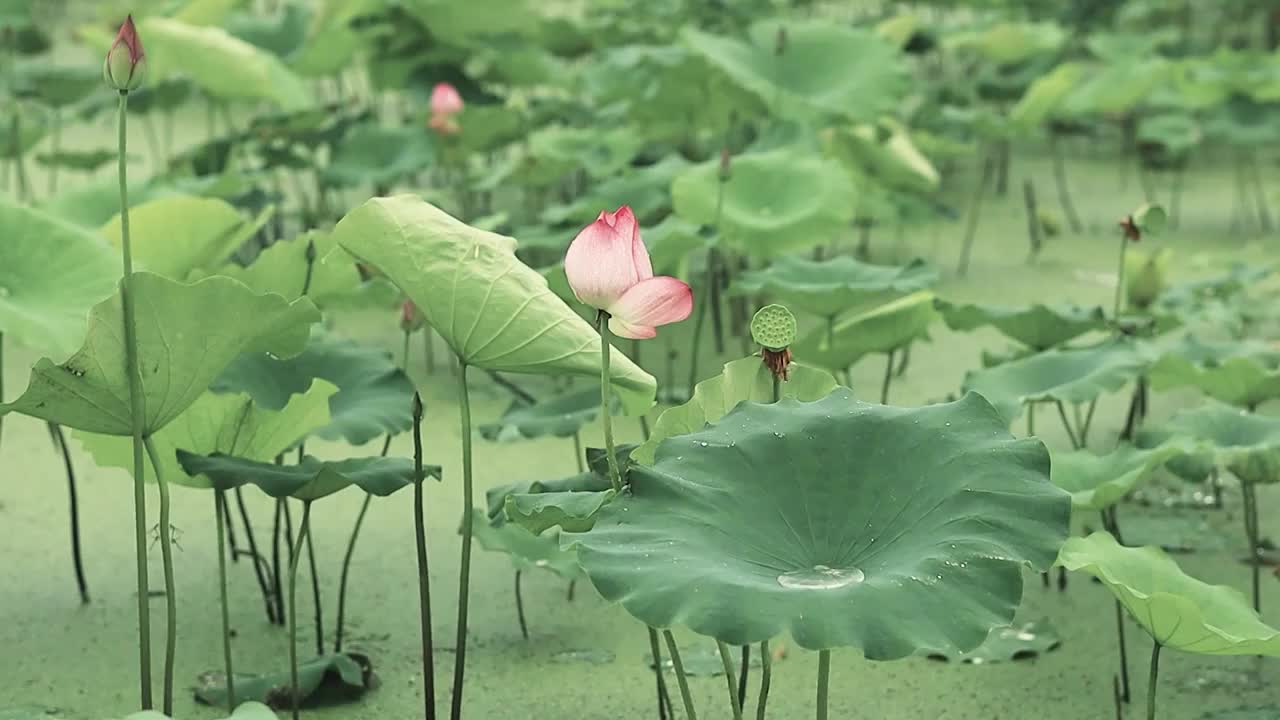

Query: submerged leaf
left=195, top=654, right=373, bottom=710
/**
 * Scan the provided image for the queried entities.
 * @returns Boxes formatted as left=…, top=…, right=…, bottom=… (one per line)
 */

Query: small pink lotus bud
left=428, top=82, right=464, bottom=135
left=104, top=15, right=146, bottom=92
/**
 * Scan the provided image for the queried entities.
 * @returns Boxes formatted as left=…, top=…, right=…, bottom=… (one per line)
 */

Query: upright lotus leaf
left=1058, top=533, right=1280, bottom=655
left=101, top=195, right=274, bottom=280
left=1051, top=442, right=1189, bottom=511
left=672, top=149, right=855, bottom=258
left=1155, top=402, right=1280, bottom=485
left=569, top=390, right=1070, bottom=655
left=194, top=654, right=373, bottom=709
left=934, top=300, right=1107, bottom=350
left=0, top=273, right=320, bottom=434
left=177, top=452, right=424, bottom=501
left=331, top=196, right=656, bottom=414
left=822, top=119, right=940, bottom=195
left=793, top=291, right=937, bottom=373
left=479, top=386, right=609, bottom=442
left=469, top=509, right=580, bottom=578
left=76, top=382, right=335, bottom=488
left=215, top=231, right=393, bottom=310
left=213, top=328, right=415, bottom=446
left=324, top=124, right=435, bottom=188
left=734, top=256, right=938, bottom=319
left=0, top=201, right=119, bottom=359
left=1010, top=61, right=1087, bottom=130
left=136, top=17, right=312, bottom=109
left=681, top=20, right=909, bottom=121
left=1149, top=336, right=1280, bottom=409
left=962, top=338, right=1154, bottom=423
left=632, top=356, right=839, bottom=465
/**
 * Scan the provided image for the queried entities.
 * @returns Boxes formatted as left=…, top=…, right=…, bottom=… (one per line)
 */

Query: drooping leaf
left=922, top=618, right=1062, bottom=663
left=485, top=468, right=612, bottom=520
left=176, top=452, right=425, bottom=501
left=632, top=356, right=839, bottom=465
left=1149, top=336, right=1280, bottom=409
left=34, top=149, right=119, bottom=172
left=100, top=195, right=274, bottom=280
left=479, top=386, right=607, bottom=441
left=0, top=273, right=320, bottom=435
left=1010, top=61, right=1087, bottom=129
left=734, top=256, right=938, bottom=319
left=570, top=390, right=1070, bottom=655
left=330, top=196, right=656, bottom=414
left=792, top=291, right=937, bottom=373
left=946, top=21, right=1066, bottom=66
left=1050, top=442, right=1189, bottom=512
left=1152, top=402, right=1280, bottom=485
left=1058, top=532, right=1280, bottom=655
left=934, top=300, right=1107, bottom=350
left=0, top=200, right=119, bottom=359
left=195, top=654, right=373, bottom=710
left=505, top=489, right=616, bottom=535
left=469, top=509, right=580, bottom=578
left=822, top=119, right=940, bottom=195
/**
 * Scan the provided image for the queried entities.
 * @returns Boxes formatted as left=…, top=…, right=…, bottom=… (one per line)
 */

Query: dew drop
left=776, top=564, right=865, bottom=590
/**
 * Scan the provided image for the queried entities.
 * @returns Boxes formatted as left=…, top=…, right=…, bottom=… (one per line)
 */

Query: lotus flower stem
left=287, top=501, right=312, bottom=720
left=214, top=492, right=236, bottom=712
left=117, top=87, right=154, bottom=711
left=957, top=152, right=994, bottom=277
left=305, top=519, right=325, bottom=656
left=756, top=640, right=771, bottom=720
left=596, top=313, right=623, bottom=493
left=1026, top=402, right=1036, bottom=437
left=816, top=649, right=831, bottom=720
left=231, top=490, right=274, bottom=622
left=424, top=330, right=436, bottom=374
left=143, top=436, right=177, bottom=715
left=716, top=641, right=743, bottom=719
left=1145, top=641, right=1162, bottom=720
left=880, top=349, right=896, bottom=405
left=46, top=423, right=89, bottom=603
left=662, top=630, right=697, bottom=720
left=451, top=362, right=475, bottom=720
left=411, top=393, right=438, bottom=719
left=572, top=431, right=584, bottom=472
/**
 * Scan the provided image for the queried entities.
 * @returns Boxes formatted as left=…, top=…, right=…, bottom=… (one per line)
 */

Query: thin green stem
left=48, top=423, right=89, bottom=603
left=48, top=110, right=61, bottom=195
left=402, top=330, right=412, bottom=373
left=663, top=630, right=697, bottom=720
left=288, top=502, right=312, bottom=720
left=450, top=363, right=473, bottom=720
left=1242, top=481, right=1261, bottom=613
left=333, top=493, right=371, bottom=653
left=215, top=492, right=235, bottom=712
left=597, top=313, right=623, bottom=493
left=756, top=640, right=771, bottom=720
left=717, top=641, right=743, bottom=720
left=413, top=393, right=437, bottom=720
left=1, top=332, right=5, bottom=451
left=1026, top=402, right=1036, bottom=437
left=143, top=436, right=176, bottom=716
left=1146, top=642, right=1161, bottom=720
left=1080, top=398, right=1098, bottom=448
left=305, top=518, right=324, bottom=656
left=118, top=89, right=153, bottom=711
left=816, top=650, right=831, bottom=720
left=646, top=627, right=672, bottom=720
left=1114, top=238, right=1128, bottom=322
left=572, top=431, right=584, bottom=473
left=1055, top=400, right=1082, bottom=449
left=880, top=349, right=896, bottom=405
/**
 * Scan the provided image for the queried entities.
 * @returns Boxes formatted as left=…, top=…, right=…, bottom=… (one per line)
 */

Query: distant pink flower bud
left=428, top=82, right=463, bottom=134
left=104, top=15, right=146, bottom=92
left=564, top=206, right=693, bottom=340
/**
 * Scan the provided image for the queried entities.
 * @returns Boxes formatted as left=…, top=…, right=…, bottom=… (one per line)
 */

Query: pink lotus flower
left=564, top=206, right=693, bottom=339
left=429, top=82, right=463, bottom=135
left=104, top=15, right=146, bottom=92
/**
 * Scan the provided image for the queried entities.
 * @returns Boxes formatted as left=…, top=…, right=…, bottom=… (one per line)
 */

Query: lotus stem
left=305, top=517, right=324, bottom=656
left=956, top=151, right=994, bottom=277
left=688, top=248, right=718, bottom=396
left=48, top=110, right=61, bottom=195
left=450, top=362, right=474, bottom=720
left=716, top=641, right=743, bottom=720
left=1145, top=641, right=1162, bottom=720
left=288, top=501, right=312, bottom=720
left=47, top=423, right=89, bottom=603
left=1113, top=235, right=1128, bottom=323
left=220, top=486, right=239, bottom=563
left=880, top=349, right=896, bottom=405
left=816, top=649, right=831, bottom=720
left=1114, top=597, right=1132, bottom=703
left=737, top=644, right=750, bottom=709
left=646, top=627, right=672, bottom=720
left=117, top=87, right=154, bottom=711
left=1, top=333, right=5, bottom=452
left=573, top=431, right=584, bottom=472
left=514, top=571, right=529, bottom=640
left=1080, top=398, right=1099, bottom=448
left=143, top=436, right=176, bottom=715
left=757, top=640, right=771, bottom=720
left=271, top=498, right=286, bottom=625
left=233, top=488, right=276, bottom=623
left=334, top=492, right=371, bottom=653
left=214, top=492, right=236, bottom=712
left=1242, top=480, right=1261, bottom=612
left=663, top=630, right=697, bottom=720
left=596, top=313, right=623, bottom=493
left=1026, top=402, right=1036, bottom=437
left=407, top=393, right=437, bottom=718
left=1050, top=135, right=1083, bottom=232
left=1055, top=400, right=1082, bottom=450
left=425, top=329, right=436, bottom=374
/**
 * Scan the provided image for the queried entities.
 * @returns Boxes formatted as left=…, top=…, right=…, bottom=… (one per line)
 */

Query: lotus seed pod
left=751, top=304, right=797, bottom=351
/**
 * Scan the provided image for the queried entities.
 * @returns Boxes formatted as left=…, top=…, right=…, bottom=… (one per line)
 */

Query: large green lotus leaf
left=672, top=149, right=855, bottom=258
left=40, top=177, right=177, bottom=229
left=289, top=0, right=380, bottom=77
left=682, top=20, right=909, bottom=121
left=632, top=356, right=839, bottom=465
left=1051, top=442, right=1189, bottom=511
left=12, top=63, right=100, bottom=108
left=212, top=328, right=415, bottom=446
left=0, top=273, right=320, bottom=435
left=76, top=382, right=335, bottom=488
left=331, top=196, right=656, bottom=414
left=822, top=119, right=940, bottom=195
left=793, top=291, right=937, bottom=372
left=173, top=0, right=243, bottom=25
left=961, top=339, right=1153, bottom=423
left=400, top=0, right=539, bottom=40
left=735, top=256, right=937, bottom=319
left=934, top=300, right=1107, bottom=350
left=1058, top=532, right=1280, bottom=655
left=480, top=386, right=607, bottom=442
left=226, top=2, right=310, bottom=57
left=1149, top=336, right=1280, bottom=409
left=215, top=231, right=392, bottom=311
left=1155, top=402, right=1280, bottom=485
left=569, top=390, right=1070, bottom=655
left=324, top=124, right=435, bottom=188
left=946, top=21, right=1066, bottom=66
left=1063, top=58, right=1172, bottom=116
left=194, top=654, right=372, bottom=709
left=1138, top=113, right=1202, bottom=155
left=1010, top=61, right=1088, bottom=130
left=138, top=17, right=312, bottom=109
left=177, top=451, right=423, bottom=501
left=100, top=195, right=273, bottom=280
left=469, top=509, right=579, bottom=578
left=0, top=201, right=119, bottom=359
left=541, top=156, right=689, bottom=229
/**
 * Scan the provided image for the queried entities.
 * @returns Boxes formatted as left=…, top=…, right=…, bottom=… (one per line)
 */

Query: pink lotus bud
left=400, top=299, right=425, bottom=332
left=104, top=15, right=146, bottom=92
left=564, top=205, right=693, bottom=340
left=428, top=83, right=464, bottom=135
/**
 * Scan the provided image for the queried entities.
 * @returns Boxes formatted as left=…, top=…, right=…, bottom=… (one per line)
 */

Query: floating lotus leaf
left=77, top=382, right=334, bottom=488
left=946, top=21, right=1066, bottom=65
left=682, top=19, right=909, bottom=121
left=672, top=149, right=856, bottom=258
left=1149, top=336, right=1280, bottom=409
left=0, top=273, right=320, bottom=435
left=469, top=509, right=580, bottom=578
left=0, top=200, right=118, bottom=359
left=822, top=119, right=940, bottom=194
left=1010, top=62, right=1087, bottom=130
left=195, top=654, right=373, bottom=710
left=735, top=256, right=937, bottom=319
left=922, top=618, right=1061, bottom=663
left=324, top=125, right=435, bottom=188
left=505, top=490, right=616, bottom=535
left=570, top=390, right=1070, bottom=655
left=1154, top=402, right=1280, bottom=485
left=101, top=195, right=273, bottom=280
left=1058, top=532, right=1280, bottom=655
left=935, top=300, right=1107, bottom=350
left=177, top=451, right=426, bottom=501
left=331, top=196, right=656, bottom=414
left=1051, top=442, right=1188, bottom=511
left=486, top=469, right=612, bottom=520
left=512, top=126, right=642, bottom=187
left=212, top=328, right=414, bottom=446
left=479, top=386, right=609, bottom=442
left=792, top=291, right=937, bottom=373
left=961, top=339, right=1153, bottom=423
left=632, top=356, right=839, bottom=465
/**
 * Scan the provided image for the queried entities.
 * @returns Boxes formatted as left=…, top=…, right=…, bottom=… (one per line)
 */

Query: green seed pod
left=751, top=304, right=797, bottom=351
